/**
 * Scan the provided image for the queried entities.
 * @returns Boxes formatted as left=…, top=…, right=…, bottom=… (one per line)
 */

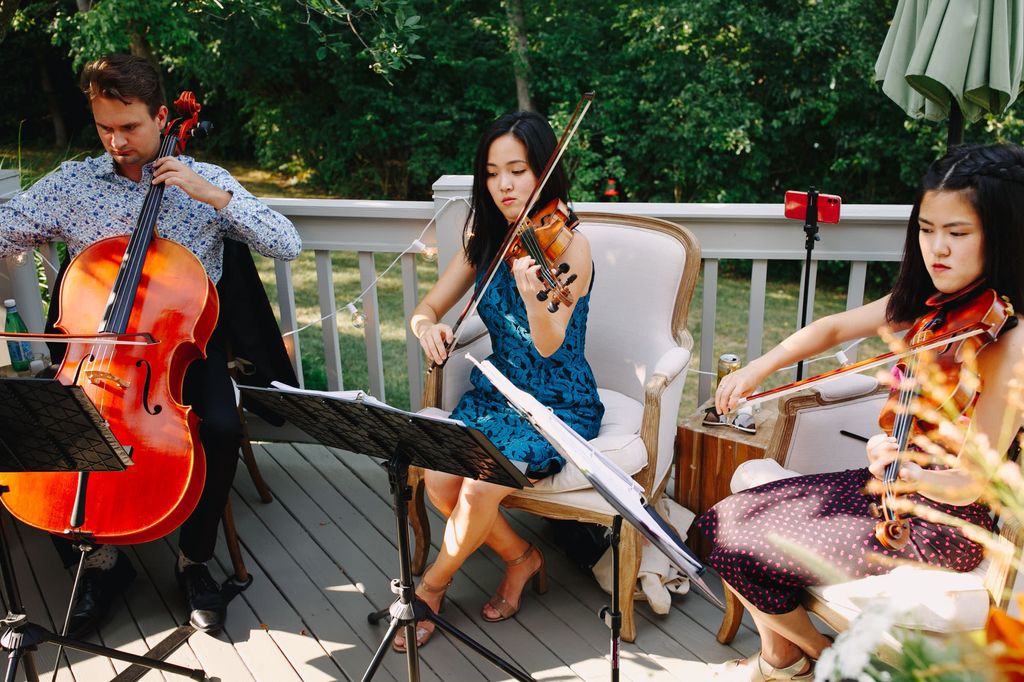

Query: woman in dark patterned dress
left=396, top=111, right=604, bottom=650
left=701, top=143, right=1024, bottom=681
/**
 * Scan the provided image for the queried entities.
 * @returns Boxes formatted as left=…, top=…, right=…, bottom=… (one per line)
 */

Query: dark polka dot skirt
left=695, top=468, right=992, bottom=615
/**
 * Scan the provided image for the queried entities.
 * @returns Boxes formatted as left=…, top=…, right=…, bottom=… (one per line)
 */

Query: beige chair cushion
left=419, top=387, right=646, bottom=496
left=730, top=458, right=990, bottom=633
left=730, top=458, right=801, bottom=493
left=807, top=564, right=990, bottom=633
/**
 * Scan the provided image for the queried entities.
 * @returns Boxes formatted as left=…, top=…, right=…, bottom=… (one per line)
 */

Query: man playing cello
left=0, top=53, right=301, bottom=636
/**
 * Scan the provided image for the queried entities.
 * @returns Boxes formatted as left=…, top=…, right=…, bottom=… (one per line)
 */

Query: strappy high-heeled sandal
left=391, top=571, right=452, bottom=653
left=482, top=544, right=547, bottom=623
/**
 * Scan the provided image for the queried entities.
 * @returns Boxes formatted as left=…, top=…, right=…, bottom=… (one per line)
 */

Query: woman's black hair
left=463, top=111, right=570, bottom=270
left=887, top=143, right=1024, bottom=323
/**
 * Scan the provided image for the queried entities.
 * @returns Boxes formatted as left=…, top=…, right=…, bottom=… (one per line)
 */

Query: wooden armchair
left=716, top=375, right=1024, bottom=656
left=407, top=212, right=701, bottom=642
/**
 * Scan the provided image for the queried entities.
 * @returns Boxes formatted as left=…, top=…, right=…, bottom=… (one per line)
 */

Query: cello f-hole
left=71, top=355, right=95, bottom=386
left=136, top=359, right=162, bottom=416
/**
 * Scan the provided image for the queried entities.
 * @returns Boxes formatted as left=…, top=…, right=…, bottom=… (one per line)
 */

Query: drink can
left=717, top=353, right=741, bottom=386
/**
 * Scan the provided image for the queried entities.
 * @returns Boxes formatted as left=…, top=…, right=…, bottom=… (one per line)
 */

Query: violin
left=0, top=92, right=219, bottom=545
left=504, top=197, right=580, bottom=312
left=868, top=284, right=1015, bottom=549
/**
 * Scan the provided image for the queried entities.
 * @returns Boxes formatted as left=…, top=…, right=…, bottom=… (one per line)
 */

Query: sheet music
left=269, top=381, right=465, bottom=426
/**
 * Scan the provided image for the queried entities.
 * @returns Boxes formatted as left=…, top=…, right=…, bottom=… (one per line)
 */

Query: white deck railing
left=0, top=171, right=912, bottom=410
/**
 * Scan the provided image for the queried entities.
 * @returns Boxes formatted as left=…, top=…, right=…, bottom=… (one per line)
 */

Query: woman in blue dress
left=399, top=111, right=604, bottom=650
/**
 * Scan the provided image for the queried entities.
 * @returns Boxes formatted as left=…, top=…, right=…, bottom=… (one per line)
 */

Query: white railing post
left=275, top=259, right=304, bottom=387
left=0, top=171, right=47, bottom=360
left=401, top=252, right=423, bottom=411
left=431, top=175, right=472, bottom=326
left=746, top=259, right=768, bottom=365
left=698, top=259, right=719, bottom=405
left=315, top=250, right=343, bottom=391
left=358, top=251, right=385, bottom=400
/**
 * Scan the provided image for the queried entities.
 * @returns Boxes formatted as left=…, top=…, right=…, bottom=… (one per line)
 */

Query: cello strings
left=90, top=132, right=177, bottom=411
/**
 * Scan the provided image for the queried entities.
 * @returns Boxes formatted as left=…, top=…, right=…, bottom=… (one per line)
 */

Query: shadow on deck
left=6, top=442, right=760, bottom=681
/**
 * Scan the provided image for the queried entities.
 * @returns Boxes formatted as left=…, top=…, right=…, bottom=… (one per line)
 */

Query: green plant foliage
left=7, top=0, right=1024, bottom=207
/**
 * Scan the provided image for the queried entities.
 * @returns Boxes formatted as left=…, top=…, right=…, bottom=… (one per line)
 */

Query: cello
left=0, top=92, right=219, bottom=545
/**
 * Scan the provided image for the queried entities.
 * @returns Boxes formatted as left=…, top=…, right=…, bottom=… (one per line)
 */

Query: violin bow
left=438, top=92, right=595, bottom=364
left=0, top=332, right=158, bottom=346
left=735, top=324, right=990, bottom=410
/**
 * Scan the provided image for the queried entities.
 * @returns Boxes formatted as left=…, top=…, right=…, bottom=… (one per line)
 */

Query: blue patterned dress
left=450, top=262, right=605, bottom=478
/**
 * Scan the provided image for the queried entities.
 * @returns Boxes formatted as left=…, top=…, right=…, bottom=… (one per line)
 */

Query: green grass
left=5, top=147, right=891, bottom=417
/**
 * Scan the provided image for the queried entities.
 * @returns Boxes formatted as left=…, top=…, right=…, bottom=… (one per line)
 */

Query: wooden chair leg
left=238, top=405, right=273, bottom=504
left=408, top=467, right=430, bottom=576
left=716, top=579, right=743, bottom=644
left=618, top=525, right=641, bottom=643
left=222, top=498, right=249, bottom=582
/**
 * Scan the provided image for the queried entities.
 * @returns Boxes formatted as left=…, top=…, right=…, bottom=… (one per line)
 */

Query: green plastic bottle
left=4, top=299, right=32, bottom=372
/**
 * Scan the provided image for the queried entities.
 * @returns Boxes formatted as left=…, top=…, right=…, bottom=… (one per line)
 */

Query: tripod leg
left=427, top=612, right=533, bottom=682
left=50, top=547, right=89, bottom=681
left=360, top=617, right=415, bottom=682
left=5, top=647, right=21, bottom=682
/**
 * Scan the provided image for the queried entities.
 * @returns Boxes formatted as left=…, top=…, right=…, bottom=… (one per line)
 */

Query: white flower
left=814, top=599, right=901, bottom=681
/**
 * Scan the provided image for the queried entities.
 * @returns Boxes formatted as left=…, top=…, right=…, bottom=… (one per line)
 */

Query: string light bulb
left=346, top=302, right=366, bottom=330
left=13, top=251, right=28, bottom=266
left=412, top=239, right=438, bottom=262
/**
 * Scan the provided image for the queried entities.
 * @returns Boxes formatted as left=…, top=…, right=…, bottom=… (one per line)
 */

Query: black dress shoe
left=66, top=550, right=137, bottom=638
left=175, top=563, right=227, bottom=633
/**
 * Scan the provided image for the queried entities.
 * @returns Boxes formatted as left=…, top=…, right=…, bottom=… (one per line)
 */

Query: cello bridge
left=85, top=370, right=131, bottom=389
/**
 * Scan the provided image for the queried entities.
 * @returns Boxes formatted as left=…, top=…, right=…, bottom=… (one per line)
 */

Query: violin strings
left=517, top=224, right=559, bottom=290
left=884, top=327, right=926, bottom=511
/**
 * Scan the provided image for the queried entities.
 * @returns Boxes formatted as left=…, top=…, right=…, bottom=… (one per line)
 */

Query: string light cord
left=281, top=194, right=471, bottom=338
left=688, top=336, right=869, bottom=378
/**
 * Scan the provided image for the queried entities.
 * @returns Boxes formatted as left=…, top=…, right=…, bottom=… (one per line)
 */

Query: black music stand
left=0, top=378, right=205, bottom=682
left=239, top=385, right=536, bottom=682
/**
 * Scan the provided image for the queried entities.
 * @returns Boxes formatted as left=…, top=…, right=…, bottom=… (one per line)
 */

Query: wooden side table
left=674, top=399, right=781, bottom=558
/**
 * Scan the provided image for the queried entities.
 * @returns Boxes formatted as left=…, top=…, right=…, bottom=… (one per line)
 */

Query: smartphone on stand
left=784, top=190, right=842, bottom=224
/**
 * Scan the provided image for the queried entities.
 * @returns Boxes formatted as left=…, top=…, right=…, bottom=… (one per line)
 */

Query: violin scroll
left=867, top=502, right=911, bottom=550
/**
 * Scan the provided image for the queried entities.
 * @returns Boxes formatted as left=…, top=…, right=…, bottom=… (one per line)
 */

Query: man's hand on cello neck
left=152, top=156, right=233, bottom=211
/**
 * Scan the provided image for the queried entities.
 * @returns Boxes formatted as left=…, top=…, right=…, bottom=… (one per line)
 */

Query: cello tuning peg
left=557, top=262, right=570, bottom=274
left=547, top=301, right=559, bottom=313
left=564, top=273, right=578, bottom=286
left=536, top=290, right=549, bottom=301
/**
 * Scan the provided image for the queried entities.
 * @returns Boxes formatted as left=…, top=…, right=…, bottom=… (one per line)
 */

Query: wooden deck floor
left=6, top=442, right=761, bottom=681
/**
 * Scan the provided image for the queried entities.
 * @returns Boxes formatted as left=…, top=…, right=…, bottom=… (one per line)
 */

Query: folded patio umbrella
left=466, top=354, right=723, bottom=609
left=874, top=0, right=1024, bottom=144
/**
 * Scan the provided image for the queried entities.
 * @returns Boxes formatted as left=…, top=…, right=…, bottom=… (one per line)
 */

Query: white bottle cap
left=3, top=299, right=14, bottom=308
left=29, top=359, right=45, bottom=375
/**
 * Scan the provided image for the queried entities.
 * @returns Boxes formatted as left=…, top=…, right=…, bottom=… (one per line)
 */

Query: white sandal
left=710, top=652, right=814, bottom=682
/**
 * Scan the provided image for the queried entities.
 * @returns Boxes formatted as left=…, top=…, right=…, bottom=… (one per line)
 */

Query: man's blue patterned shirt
left=0, top=153, right=301, bottom=282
